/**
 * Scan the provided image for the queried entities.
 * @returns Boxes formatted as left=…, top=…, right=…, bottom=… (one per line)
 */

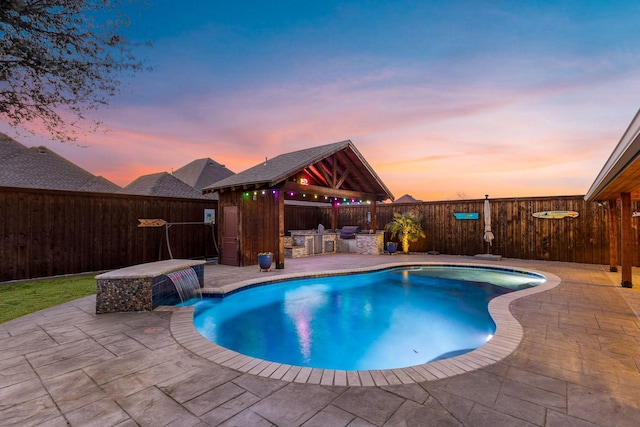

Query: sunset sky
left=3, top=0, right=640, bottom=201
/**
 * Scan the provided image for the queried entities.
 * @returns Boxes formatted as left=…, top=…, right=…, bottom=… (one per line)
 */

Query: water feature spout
left=166, top=268, right=202, bottom=303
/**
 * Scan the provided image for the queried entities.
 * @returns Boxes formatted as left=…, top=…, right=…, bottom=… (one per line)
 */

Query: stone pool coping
left=165, top=262, right=561, bottom=386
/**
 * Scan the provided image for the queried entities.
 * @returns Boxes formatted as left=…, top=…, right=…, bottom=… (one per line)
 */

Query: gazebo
left=585, top=109, right=640, bottom=287
left=202, top=140, right=394, bottom=268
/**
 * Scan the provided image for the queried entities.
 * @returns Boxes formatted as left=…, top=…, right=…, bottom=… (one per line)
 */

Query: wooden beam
left=315, top=160, right=333, bottom=187
left=335, top=150, right=377, bottom=194
left=306, top=164, right=330, bottom=187
left=608, top=199, right=619, bottom=272
left=335, top=164, right=352, bottom=189
left=332, top=154, right=337, bottom=188
left=281, top=182, right=375, bottom=201
left=620, top=192, right=632, bottom=287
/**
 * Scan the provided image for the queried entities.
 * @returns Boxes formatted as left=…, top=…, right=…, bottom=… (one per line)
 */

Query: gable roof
left=119, top=172, right=211, bottom=199
left=0, top=133, right=28, bottom=161
left=203, top=140, right=394, bottom=201
left=585, top=109, right=640, bottom=201
left=172, top=158, right=234, bottom=190
left=394, top=194, right=421, bottom=203
left=0, top=135, right=120, bottom=193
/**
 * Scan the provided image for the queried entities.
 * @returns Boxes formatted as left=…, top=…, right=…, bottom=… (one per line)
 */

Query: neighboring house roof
left=585, top=109, right=640, bottom=201
left=203, top=140, right=394, bottom=201
left=0, top=133, right=28, bottom=161
left=172, top=158, right=234, bottom=190
left=119, top=172, right=210, bottom=199
left=0, top=134, right=120, bottom=193
left=394, top=194, right=421, bottom=203
left=77, top=175, right=121, bottom=193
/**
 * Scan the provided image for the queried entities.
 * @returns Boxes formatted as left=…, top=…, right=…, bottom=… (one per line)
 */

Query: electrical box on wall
left=204, top=209, right=215, bottom=224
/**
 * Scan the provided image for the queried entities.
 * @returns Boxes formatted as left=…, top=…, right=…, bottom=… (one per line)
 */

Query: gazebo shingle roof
left=203, top=140, right=394, bottom=201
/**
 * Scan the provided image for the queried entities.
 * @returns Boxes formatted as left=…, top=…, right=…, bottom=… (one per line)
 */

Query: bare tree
left=455, top=191, right=470, bottom=200
left=0, top=0, right=144, bottom=142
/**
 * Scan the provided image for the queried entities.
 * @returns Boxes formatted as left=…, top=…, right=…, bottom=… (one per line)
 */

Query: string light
left=238, top=189, right=370, bottom=205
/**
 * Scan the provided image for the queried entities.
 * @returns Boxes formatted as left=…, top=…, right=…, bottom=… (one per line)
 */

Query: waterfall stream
left=166, top=268, right=202, bottom=303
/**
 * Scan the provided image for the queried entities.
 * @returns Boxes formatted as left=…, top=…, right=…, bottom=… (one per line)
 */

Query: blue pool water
left=189, top=266, right=545, bottom=370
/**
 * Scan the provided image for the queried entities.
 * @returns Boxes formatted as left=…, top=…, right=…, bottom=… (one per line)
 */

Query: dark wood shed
left=202, top=140, right=394, bottom=268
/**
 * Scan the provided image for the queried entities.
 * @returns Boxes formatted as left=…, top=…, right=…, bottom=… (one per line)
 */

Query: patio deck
left=1, top=254, right=640, bottom=426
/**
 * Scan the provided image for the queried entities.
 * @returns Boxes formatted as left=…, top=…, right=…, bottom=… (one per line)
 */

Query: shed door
left=221, top=206, right=239, bottom=266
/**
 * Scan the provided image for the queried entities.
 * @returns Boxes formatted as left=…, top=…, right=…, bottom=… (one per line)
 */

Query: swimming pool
left=187, top=265, right=546, bottom=371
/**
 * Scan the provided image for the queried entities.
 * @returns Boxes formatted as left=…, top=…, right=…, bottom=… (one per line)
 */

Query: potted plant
left=386, top=241, right=398, bottom=254
left=384, top=212, right=425, bottom=254
left=257, top=252, right=273, bottom=270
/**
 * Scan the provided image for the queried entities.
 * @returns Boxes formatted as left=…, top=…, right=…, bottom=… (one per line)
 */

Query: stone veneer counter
left=355, top=232, right=384, bottom=255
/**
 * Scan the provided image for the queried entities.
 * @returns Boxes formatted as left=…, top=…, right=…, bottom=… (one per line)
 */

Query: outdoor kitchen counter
left=287, top=230, right=338, bottom=256
left=354, top=231, right=384, bottom=255
left=287, top=230, right=383, bottom=255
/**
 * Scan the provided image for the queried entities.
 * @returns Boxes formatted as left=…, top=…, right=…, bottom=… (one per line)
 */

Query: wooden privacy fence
left=285, top=195, right=640, bottom=266
left=0, top=187, right=217, bottom=282
left=2, top=189, right=638, bottom=282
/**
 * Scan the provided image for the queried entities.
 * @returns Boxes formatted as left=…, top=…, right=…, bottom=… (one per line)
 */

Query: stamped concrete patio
left=1, top=254, right=640, bottom=426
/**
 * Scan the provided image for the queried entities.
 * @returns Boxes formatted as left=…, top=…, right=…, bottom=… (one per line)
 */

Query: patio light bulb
left=262, top=191, right=265, bottom=195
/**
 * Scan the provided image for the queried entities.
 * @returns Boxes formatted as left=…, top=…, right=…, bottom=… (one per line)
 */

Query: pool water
left=190, top=266, right=545, bottom=370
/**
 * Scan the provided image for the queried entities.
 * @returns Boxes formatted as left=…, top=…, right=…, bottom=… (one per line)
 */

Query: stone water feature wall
left=95, top=260, right=206, bottom=314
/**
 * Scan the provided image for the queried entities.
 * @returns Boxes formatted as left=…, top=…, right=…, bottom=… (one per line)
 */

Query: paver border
left=167, top=262, right=561, bottom=386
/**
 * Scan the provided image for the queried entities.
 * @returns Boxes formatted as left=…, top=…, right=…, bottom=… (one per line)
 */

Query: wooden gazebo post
left=369, top=199, right=377, bottom=232
left=620, top=192, right=632, bottom=287
left=276, top=188, right=285, bottom=269
left=607, top=199, right=619, bottom=272
left=331, top=200, right=339, bottom=231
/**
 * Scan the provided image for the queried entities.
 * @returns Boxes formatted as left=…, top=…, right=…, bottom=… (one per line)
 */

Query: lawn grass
left=0, top=275, right=96, bottom=323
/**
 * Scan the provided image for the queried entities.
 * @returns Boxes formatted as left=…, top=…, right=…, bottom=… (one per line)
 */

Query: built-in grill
left=339, top=225, right=361, bottom=239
